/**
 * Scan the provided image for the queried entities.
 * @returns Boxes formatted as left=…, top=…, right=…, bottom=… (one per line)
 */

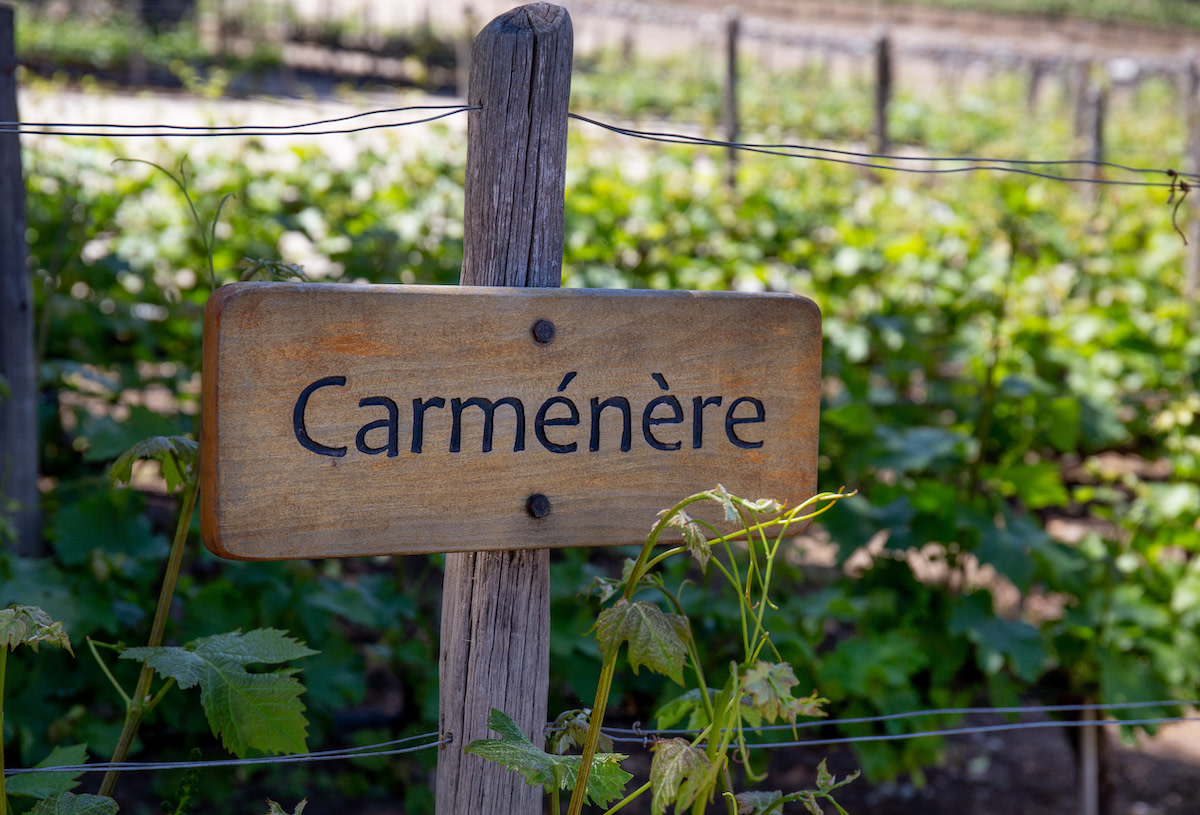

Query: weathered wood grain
left=440, top=6, right=570, bottom=815
left=199, top=284, right=822, bottom=559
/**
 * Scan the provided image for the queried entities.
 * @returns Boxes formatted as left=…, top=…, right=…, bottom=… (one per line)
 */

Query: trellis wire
left=601, top=698, right=1200, bottom=739
left=8, top=700, right=1197, bottom=776
left=0, top=104, right=480, bottom=137
left=3, top=105, right=1195, bottom=189
left=4, top=732, right=450, bottom=776
left=567, top=112, right=1195, bottom=188
left=602, top=713, right=1200, bottom=750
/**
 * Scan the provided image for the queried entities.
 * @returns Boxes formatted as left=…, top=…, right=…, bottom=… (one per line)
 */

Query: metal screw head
left=526, top=493, right=551, bottom=519
left=531, top=319, right=556, bottom=344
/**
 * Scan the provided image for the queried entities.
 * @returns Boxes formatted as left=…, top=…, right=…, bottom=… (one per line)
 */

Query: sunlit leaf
left=667, top=510, right=710, bottom=571
left=595, top=599, right=690, bottom=684
left=742, top=661, right=826, bottom=724
left=109, top=435, right=198, bottom=493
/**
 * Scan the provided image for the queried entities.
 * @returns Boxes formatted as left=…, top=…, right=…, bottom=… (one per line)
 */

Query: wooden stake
left=0, top=4, right=41, bottom=556
left=1185, top=57, right=1200, bottom=298
left=437, top=5, right=571, bottom=814
left=873, top=31, right=892, bottom=156
left=1078, top=707, right=1099, bottom=815
left=723, top=7, right=740, bottom=190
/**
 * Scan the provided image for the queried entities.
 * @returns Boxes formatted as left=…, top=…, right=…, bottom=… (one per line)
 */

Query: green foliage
left=121, top=628, right=317, bottom=757
left=463, top=709, right=632, bottom=808
left=16, top=9, right=280, bottom=81
left=0, top=606, right=72, bottom=654
left=14, top=32, right=1200, bottom=811
left=733, top=760, right=859, bottom=815
left=108, top=435, right=198, bottom=494
left=594, top=599, right=691, bottom=684
left=649, top=738, right=713, bottom=815
left=6, top=743, right=90, bottom=800
left=28, top=792, right=120, bottom=815
left=474, top=488, right=853, bottom=814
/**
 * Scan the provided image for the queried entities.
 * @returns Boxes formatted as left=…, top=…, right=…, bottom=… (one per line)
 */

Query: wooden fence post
left=1086, top=83, right=1106, bottom=176
left=1185, top=57, right=1200, bottom=297
left=0, top=4, right=41, bottom=556
left=436, top=4, right=571, bottom=814
left=723, top=7, right=740, bottom=190
left=873, top=31, right=892, bottom=155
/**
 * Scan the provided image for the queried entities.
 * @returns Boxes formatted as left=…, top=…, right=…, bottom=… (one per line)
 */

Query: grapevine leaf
left=742, top=662, right=827, bottom=724
left=744, top=498, right=784, bottom=514
left=109, top=436, right=198, bottom=493
left=240, top=258, right=309, bottom=282
left=0, top=605, right=73, bottom=654
left=667, top=511, right=711, bottom=571
left=121, top=629, right=317, bottom=757
left=547, top=709, right=612, bottom=755
left=7, top=744, right=89, bottom=799
left=815, top=759, right=859, bottom=794
left=595, top=599, right=691, bottom=684
left=465, top=709, right=631, bottom=807
left=649, top=738, right=713, bottom=815
left=710, top=484, right=739, bottom=522
left=756, top=763, right=859, bottom=815
left=734, top=790, right=783, bottom=815
left=28, top=793, right=119, bottom=815
left=557, top=752, right=633, bottom=809
left=655, top=688, right=717, bottom=731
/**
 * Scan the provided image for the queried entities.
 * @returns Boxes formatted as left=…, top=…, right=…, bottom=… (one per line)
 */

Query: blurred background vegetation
left=3, top=0, right=1200, bottom=813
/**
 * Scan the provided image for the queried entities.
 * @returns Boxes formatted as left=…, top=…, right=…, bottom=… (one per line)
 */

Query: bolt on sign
left=200, top=282, right=821, bottom=560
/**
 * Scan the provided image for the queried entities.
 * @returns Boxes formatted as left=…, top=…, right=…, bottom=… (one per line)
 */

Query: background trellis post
left=0, top=4, right=40, bottom=557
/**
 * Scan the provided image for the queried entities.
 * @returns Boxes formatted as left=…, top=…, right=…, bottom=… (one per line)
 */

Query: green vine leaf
left=239, top=258, right=309, bottom=282
left=742, top=662, right=826, bottom=724
left=709, top=484, right=739, bottom=522
left=733, top=790, right=783, bottom=815
left=120, top=629, right=317, bottom=757
left=28, top=793, right=119, bottom=815
left=464, top=709, right=631, bottom=807
left=109, top=436, right=199, bottom=493
left=7, top=744, right=90, bottom=799
left=0, top=605, right=73, bottom=654
left=655, top=688, right=718, bottom=731
left=547, top=709, right=613, bottom=755
left=738, top=762, right=859, bottom=815
left=595, top=599, right=691, bottom=684
left=667, top=510, right=711, bottom=571
left=649, top=737, right=713, bottom=815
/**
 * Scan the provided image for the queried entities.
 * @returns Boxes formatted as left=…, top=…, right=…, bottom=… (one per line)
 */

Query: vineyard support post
left=873, top=31, right=892, bottom=155
left=436, top=5, right=571, bottom=814
left=1186, top=56, right=1200, bottom=297
left=0, top=4, right=41, bottom=556
left=723, top=6, right=740, bottom=190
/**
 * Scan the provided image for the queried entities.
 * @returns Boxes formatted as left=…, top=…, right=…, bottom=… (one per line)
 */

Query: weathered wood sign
left=200, top=281, right=821, bottom=560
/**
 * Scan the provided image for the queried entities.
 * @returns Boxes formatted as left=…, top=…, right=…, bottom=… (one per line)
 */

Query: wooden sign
left=200, top=282, right=821, bottom=560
